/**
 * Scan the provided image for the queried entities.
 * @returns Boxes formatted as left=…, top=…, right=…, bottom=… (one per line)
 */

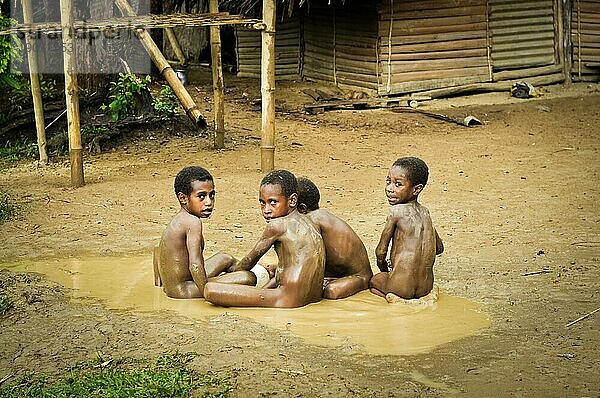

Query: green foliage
left=47, top=130, right=69, bottom=156
left=0, top=8, right=23, bottom=87
left=81, top=124, right=110, bottom=139
left=152, top=85, right=179, bottom=120
left=0, top=141, right=36, bottom=161
left=0, top=191, right=18, bottom=223
left=0, top=296, right=12, bottom=315
left=0, top=352, right=231, bottom=398
left=101, top=73, right=151, bottom=121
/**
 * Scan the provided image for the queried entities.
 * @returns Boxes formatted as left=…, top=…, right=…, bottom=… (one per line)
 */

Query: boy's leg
left=369, top=272, right=388, bottom=298
left=153, top=246, right=162, bottom=287
left=204, top=252, right=238, bottom=277
left=209, top=271, right=256, bottom=286
left=204, top=282, right=307, bottom=308
left=323, top=274, right=370, bottom=300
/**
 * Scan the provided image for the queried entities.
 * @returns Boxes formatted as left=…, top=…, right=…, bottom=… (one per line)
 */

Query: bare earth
left=1, top=76, right=599, bottom=397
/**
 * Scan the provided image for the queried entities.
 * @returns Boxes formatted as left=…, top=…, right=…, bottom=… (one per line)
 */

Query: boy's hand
left=262, top=263, right=277, bottom=279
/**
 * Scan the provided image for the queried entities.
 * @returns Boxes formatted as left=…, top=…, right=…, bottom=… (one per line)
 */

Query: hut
left=233, top=0, right=600, bottom=95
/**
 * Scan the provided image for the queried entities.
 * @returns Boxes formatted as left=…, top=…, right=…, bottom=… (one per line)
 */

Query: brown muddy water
left=4, top=254, right=489, bottom=355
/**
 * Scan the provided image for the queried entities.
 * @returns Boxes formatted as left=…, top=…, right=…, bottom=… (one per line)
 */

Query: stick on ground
left=566, top=307, right=600, bottom=327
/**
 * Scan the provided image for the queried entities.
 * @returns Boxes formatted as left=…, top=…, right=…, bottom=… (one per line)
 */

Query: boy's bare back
left=370, top=157, right=443, bottom=301
left=307, top=209, right=370, bottom=278
left=382, top=202, right=437, bottom=298
left=159, top=210, right=206, bottom=298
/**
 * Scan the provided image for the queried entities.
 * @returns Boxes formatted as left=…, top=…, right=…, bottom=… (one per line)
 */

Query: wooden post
left=60, top=0, right=84, bottom=187
left=261, top=0, right=276, bottom=172
left=113, top=0, right=207, bottom=129
left=209, top=0, right=225, bottom=149
left=563, top=0, right=573, bottom=84
left=164, top=27, right=186, bottom=65
left=22, top=0, right=48, bottom=164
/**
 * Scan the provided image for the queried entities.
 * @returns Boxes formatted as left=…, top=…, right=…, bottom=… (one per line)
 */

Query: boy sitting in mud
left=370, top=157, right=444, bottom=304
left=155, top=166, right=256, bottom=299
left=203, top=170, right=326, bottom=308
left=296, top=177, right=373, bottom=299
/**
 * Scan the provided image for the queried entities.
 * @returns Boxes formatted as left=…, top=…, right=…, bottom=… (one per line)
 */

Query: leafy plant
left=101, top=73, right=151, bottom=121
left=0, top=4, right=23, bottom=90
left=0, top=352, right=232, bottom=398
left=0, top=296, right=12, bottom=315
left=152, top=85, right=179, bottom=120
left=0, top=141, right=36, bottom=161
left=0, top=191, right=18, bottom=223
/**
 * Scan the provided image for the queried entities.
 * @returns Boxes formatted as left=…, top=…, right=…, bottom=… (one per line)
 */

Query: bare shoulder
left=172, top=210, right=203, bottom=230
left=262, top=216, right=289, bottom=238
left=308, top=208, right=337, bottom=226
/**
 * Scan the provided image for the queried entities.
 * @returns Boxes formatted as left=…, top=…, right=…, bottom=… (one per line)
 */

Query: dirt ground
left=0, top=74, right=599, bottom=397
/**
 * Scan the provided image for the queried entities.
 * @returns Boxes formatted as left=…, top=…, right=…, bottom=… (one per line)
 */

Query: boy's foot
left=385, top=285, right=439, bottom=305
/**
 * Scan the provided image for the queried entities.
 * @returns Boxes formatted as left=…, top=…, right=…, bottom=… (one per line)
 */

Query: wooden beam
left=164, top=27, right=186, bottom=65
left=209, top=0, right=225, bottom=149
left=22, top=0, right=47, bottom=165
left=113, top=0, right=207, bottom=129
left=563, top=0, right=573, bottom=84
left=60, top=0, right=84, bottom=187
left=261, top=0, right=276, bottom=172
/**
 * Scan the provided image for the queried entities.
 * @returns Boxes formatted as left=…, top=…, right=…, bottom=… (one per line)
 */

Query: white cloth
left=250, top=264, right=270, bottom=288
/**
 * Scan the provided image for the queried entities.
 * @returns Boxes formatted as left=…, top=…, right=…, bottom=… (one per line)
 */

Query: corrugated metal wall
left=235, top=17, right=301, bottom=80
left=303, top=2, right=379, bottom=90
left=377, top=0, right=491, bottom=95
left=489, top=0, right=556, bottom=70
left=572, top=0, right=600, bottom=80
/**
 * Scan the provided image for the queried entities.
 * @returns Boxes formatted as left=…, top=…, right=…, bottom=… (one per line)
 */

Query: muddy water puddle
left=4, top=254, right=489, bottom=355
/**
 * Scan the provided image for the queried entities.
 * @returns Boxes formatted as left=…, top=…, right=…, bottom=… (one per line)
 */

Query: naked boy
left=203, top=170, right=326, bottom=308
left=297, top=177, right=372, bottom=299
left=370, top=157, right=444, bottom=302
left=155, top=166, right=255, bottom=299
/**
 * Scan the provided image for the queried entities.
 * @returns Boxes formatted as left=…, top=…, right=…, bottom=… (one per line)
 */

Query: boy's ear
left=177, top=192, right=188, bottom=205
left=412, top=184, right=424, bottom=196
left=298, top=203, right=308, bottom=214
left=288, top=193, right=298, bottom=208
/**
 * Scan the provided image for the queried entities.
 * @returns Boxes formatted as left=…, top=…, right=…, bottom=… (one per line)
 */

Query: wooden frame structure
left=1, top=0, right=277, bottom=187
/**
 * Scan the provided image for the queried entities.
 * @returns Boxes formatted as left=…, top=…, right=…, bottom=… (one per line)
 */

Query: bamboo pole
left=113, top=0, right=207, bottom=129
left=209, top=0, right=225, bottom=149
left=261, top=0, right=276, bottom=172
left=22, top=0, right=48, bottom=164
left=60, top=0, right=84, bottom=187
left=164, top=27, right=186, bottom=65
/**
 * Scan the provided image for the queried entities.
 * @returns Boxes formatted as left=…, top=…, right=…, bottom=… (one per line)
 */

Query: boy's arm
left=229, top=223, right=282, bottom=272
left=434, top=228, right=444, bottom=255
left=375, top=213, right=396, bottom=272
left=186, top=220, right=208, bottom=291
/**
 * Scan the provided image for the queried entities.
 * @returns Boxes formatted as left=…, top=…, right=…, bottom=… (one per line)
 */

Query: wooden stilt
left=113, top=0, right=207, bottom=129
left=60, top=0, right=84, bottom=187
left=164, top=27, right=186, bottom=65
left=261, top=0, right=276, bottom=172
left=209, top=0, right=225, bottom=149
left=22, top=0, right=48, bottom=165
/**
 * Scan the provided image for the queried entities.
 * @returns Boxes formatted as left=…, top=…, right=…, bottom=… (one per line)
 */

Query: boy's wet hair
left=261, top=169, right=297, bottom=197
left=297, top=177, right=320, bottom=211
left=174, top=166, right=213, bottom=195
left=393, top=157, right=429, bottom=186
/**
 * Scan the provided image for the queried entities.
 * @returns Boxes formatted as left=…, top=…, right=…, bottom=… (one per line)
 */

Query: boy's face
left=385, top=166, right=422, bottom=205
left=178, top=180, right=215, bottom=218
left=259, top=183, right=297, bottom=221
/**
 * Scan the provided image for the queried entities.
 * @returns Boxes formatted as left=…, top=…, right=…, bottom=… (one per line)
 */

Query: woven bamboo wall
left=235, top=16, right=300, bottom=80
left=572, top=0, right=600, bottom=81
left=303, top=1, right=379, bottom=91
